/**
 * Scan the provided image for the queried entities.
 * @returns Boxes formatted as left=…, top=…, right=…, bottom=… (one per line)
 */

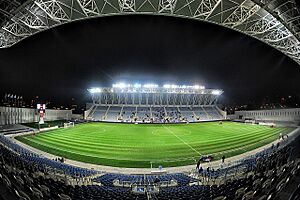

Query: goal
left=63, top=122, right=74, bottom=128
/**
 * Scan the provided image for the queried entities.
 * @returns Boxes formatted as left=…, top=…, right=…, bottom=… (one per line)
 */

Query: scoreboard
left=37, top=104, right=46, bottom=124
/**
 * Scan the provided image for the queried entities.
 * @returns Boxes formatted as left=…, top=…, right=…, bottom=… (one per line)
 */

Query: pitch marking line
left=151, top=129, right=160, bottom=136
left=162, top=125, right=201, bottom=156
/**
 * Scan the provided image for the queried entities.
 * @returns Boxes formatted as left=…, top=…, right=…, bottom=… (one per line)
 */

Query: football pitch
left=16, top=122, right=294, bottom=168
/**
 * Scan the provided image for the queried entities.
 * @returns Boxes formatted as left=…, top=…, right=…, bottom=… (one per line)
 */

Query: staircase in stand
left=201, top=106, right=211, bottom=120
left=104, top=106, right=111, bottom=120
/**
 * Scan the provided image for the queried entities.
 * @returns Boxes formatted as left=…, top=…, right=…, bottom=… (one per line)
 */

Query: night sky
left=0, top=15, right=299, bottom=106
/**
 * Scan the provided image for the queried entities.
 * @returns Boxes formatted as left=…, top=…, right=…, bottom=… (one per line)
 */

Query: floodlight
left=212, top=90, right=221, bottom=95
left=134, top=83, right=142, bottom=88
left=193, top=85, right=200, bottom=89
left=113, top=83, right=127, bottom=88
left=143, top=84, right=158, bottom=88
left=163, top=84, right=171, bottom=89
left=88, top=88, right=102, bottom=93
left=193, top=85, right=205, bottom=89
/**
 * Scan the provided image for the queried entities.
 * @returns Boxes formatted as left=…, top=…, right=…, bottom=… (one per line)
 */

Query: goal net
left=64, top=122, right=74, bottom=128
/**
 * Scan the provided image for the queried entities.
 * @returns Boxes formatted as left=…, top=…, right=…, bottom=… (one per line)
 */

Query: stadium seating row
left=88, top=105, right=225, bottom=123
left=0, top=135, right=97, bottom=178
left=1, top=137, right=299, bottom=200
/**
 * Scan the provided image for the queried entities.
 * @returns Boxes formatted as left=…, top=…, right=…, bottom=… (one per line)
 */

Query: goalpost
left=63, top=122, right=74, bottom=128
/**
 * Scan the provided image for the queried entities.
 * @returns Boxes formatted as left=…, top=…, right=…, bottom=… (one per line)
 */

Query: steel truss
left=0, top=0, right=300, bottom=65
left=90, top=87, right=222, bottom=106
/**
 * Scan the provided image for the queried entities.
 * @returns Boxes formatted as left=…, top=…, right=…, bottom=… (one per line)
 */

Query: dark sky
left=0, top=15, right=299, bottom=106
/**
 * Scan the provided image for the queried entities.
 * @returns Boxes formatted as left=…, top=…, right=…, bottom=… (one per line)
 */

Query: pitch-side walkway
left=9, top=127, right=300, bottom=175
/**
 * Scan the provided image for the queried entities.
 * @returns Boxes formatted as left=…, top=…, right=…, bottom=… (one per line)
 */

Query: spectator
left=198, top=166, right=203, bottom=174
left=196, top=160, right=201, bottom=169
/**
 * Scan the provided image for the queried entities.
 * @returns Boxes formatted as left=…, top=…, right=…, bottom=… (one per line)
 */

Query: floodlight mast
left=88, top=84, right=223, bottom=107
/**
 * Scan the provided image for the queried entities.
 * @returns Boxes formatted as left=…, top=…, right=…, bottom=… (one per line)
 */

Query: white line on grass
left=162, top=125, right=201, bottom=156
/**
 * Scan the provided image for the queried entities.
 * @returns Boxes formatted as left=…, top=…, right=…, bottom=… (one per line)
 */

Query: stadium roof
left=88, top=84, right=223, bottom=95
left=0, top=0, right=300, bottom=65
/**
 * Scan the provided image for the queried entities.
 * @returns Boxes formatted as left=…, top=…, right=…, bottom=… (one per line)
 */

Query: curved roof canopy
left=1, top=0, right=300, bottom=65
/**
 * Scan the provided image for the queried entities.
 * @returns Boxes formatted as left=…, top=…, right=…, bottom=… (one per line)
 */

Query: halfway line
left=162, top=125, right=201, bottom=156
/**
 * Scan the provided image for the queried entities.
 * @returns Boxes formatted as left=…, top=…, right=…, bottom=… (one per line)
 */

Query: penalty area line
left=162, top=125, right=201, bottom=156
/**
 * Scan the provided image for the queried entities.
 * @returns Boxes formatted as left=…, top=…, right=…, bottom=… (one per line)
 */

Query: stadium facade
left=85, top=84, right=226, bottom=122
left=0, top=106, right=72, bottom=125
left=233, top=107, right=300, bottom=126
left=0, top=0, right=300, bottom=65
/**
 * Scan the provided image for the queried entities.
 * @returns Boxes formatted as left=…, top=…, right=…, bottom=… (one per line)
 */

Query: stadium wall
left=234, top=108, right=300, bottom=126
left=72, top=114, right=83, bottom=120
left=0, top=106, right=72, bottom=125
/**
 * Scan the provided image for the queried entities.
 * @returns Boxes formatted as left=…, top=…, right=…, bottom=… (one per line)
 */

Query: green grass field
left=16, top=122, right=294, bottom=168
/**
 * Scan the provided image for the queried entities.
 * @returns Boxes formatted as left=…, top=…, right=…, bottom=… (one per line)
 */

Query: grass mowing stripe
left=197, top=133, right=277, bottom=154
left=27, top=126, right=282, bottom=153
left=22, top=126, right=282, bottom=155
left=21, top=137, right=200, bottom=161
left=23, top=136, right=199, bottom=158
left=17, top=138, right=155, bottom=168
left=34, top=125, right=284, bottom=148
left=32, top=129, right=272, bottom=154
left=162, top=124, right=201, bottom=156
left=24, top=130, right=274, bottom=160
left=16, top=122, right=295, bottom=168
